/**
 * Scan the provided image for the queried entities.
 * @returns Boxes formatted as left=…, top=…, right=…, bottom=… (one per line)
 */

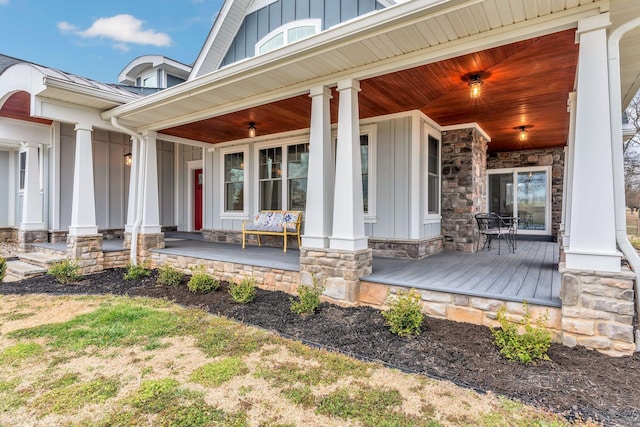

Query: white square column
left=139, top=131, right=161, bottom=234
left=125, top=137, right=139, bottom=233
left=565, top=13, right=622, bottom=272
left=19, top=141, right=44, bottom=231
left=330, top=79, right=367, bottom=251
left=302, top=86, right=334, bottom=248
left=68, top=124, right=98, bottom=236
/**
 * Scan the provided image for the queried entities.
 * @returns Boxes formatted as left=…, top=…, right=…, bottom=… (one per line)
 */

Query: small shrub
left=0, top=257, right=6, bottom=281
left=187, top=266, right=219, bottom=293
left=124, top=262, right=151, bottom=281
left=157, top=264, right=183, bottom=287
left=48, top=260, right=81, bottom=284
left=228, top=277, right=257, bottom=304
left=491, top=302, right=552, bottom=364
left=381, top=289, right=424, bottom=337
left=290, top=276, right=324, bottom=316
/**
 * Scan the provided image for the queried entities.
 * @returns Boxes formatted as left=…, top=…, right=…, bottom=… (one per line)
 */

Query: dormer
left=118, top=55, right=192, bottom=91
left=191, top=0, right=394, bottom=80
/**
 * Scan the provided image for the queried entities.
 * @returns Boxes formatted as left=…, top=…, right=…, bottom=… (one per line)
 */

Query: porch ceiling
left=161, top=29, right=578, bottom=152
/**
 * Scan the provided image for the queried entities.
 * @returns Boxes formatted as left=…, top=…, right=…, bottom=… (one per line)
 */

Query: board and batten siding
left=220, top=0, right=385, bottom=67
left=0, top=151, right=9, bottom=226
left=175, top=144, right=202, bottom=231
left=365, top=116, right=412, bottom=240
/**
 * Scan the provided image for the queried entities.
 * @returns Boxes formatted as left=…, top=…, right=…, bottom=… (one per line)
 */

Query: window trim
left=423, top=132, right=441, bottom=221
left=486, top=165, right=552, bottom=236
left=255, top=19, right=321, bottom=56
left=18, top=150, right=26, bottom=192
left=219, top=145, right=249, bottom=219
left=253, top=136, right=310, bottom=214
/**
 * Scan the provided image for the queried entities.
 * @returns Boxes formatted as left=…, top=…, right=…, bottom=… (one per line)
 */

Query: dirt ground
left=2, top=268, right=639, bottom=426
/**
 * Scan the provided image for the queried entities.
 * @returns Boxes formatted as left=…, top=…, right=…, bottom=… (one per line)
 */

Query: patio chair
left=475, top=213, right=516, bottom=255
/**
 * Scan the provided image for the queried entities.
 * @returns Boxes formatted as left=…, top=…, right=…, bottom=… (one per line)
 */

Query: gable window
left=18, top=151, right=26, bottom=190
left=142, top=74, right=157, bottom=88
left=426, top=135, right=440, bottom=215
left=220, top=146, right=249, bottom=217
left=256, top=141, right=309, bottom=211
left=256, top=19, right=321, bottom=56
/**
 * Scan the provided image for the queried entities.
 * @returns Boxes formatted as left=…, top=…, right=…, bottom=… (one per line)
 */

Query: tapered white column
left=20, top=141, right=44, bottom=230
left=69, top=124, right=98, bottom=236
left=562, top=92, right=577, bottom=250
left=330, top=79, right=367, bottom=251
left=565, top=13, right=621, bottom=272
left=125, top=138, right=139, bottom=233
left=139, top=131, right=161, bottom=234
left=303, top=86, right=334, bottom=248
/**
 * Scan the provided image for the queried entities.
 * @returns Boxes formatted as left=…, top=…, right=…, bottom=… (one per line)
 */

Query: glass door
left=487, top=167, right=551, bottom=235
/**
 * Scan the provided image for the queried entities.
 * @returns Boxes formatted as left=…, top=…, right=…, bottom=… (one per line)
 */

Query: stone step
left=30, top=245, right=67, bottom=257
left=6, top=260, right=47, bottom=279
left=18, top=252, right=67, bottom=269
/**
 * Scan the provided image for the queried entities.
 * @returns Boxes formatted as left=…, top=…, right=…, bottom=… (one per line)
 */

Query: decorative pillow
left=283, top=211, right=300, bottom=231
left=253, top=212, right=268, bottom=226
left=260, top=211, right=275, bottom=227
left=270, top=212, right=284, bottom=228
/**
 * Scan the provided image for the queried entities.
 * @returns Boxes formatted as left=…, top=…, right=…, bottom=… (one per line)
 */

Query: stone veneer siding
left=0, top=227, right=17, bottom=243
left=486, top=147, right=564, bottom=239
left=441, top=128, right=488, bottom=252
left=103, top=250, right=131, bottom=269
left=359, top=280, right=562, bottom=340
left=17, top=229, right=49, bottom=251
left=124, top=232, right=165, bottom=264
left=150, top=251, right=301, bottom=294
left=67, top=235, right=104, bottom=275
left=299, top=247, right=373, bottom=305
left=560, top=263, right=637, bottom=356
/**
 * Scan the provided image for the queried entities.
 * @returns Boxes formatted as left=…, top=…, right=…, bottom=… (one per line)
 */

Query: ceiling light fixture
left=468, top=74, right=483, bottom=99
left=514, top=125, right=533, bottom=142
left=248, top=122, right=256, bottom=138
left=124, top=152, right=132, bottom=167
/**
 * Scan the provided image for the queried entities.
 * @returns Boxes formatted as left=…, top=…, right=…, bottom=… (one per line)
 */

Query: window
left=287, top=143, right=309, bottom=210
left=19, top=151, right=26, bottom=190
left=427, top=135, right=440, bottom=215
left=256, top=19, right=321, bottom=55
left=223, top=152, right=244, bottom=212
left=258, top=146, right=283, bottom=210
left=360, top=135, right=370, bottom=213
left=220, top=146, right=249, bottom=217
left=142, top=74, right=157, bottom=88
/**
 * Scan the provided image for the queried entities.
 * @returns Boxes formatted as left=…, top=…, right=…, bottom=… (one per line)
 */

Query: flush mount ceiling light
left=514, top=125, right=533, bottom=142
left=123, top=152, right=132, bottom=167
left=248, top=122, right=256, bottom=138
left=462, top=71, right=490, bottom=99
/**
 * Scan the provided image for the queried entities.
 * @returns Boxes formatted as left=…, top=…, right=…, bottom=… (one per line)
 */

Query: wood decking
left=364, top=239, right=561, bottom=307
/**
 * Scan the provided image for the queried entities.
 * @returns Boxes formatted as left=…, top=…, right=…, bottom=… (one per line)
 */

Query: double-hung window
left=18, top=151, right=26, bottom=191
left=257, top=141, right=309, bottom=211
left=220, top=146, right=248, bottom=217
left=426, top=135, right=441, bottom=216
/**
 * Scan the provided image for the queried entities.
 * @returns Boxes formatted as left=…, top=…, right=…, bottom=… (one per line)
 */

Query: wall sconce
left=514, top=126, right=532, bottom=142
left=468, top=74, right=483, bottom=99
left=124, top=152, right=132, bottom=167
left=248, top=122, right=256, bottom=138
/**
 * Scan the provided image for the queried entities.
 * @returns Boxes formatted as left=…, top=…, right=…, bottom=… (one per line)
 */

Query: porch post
left=330, top=78, right=367, bottom=251
left=561, top=92, right=577, bottom=255
left=19, top=141, right=44, bottom=231
left=125, top=137, right=139, bottom=233
left=565, top=13, right=621, bottom=272
left=69, top=124, right=97, bottom=236
left=140, top=131, right=161, bottom=234
left=302, top=86, right=333, bottom=248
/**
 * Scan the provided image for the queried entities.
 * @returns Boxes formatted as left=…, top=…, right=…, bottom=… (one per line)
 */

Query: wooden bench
left=242, top=210, right=302, bottom=252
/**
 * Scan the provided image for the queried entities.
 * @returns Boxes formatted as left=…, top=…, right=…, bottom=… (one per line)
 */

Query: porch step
left=30, top=244, right=67, bottom=258
left=18, top=252, right=66, bottom=269
left=6, top=260, right=47, bottom=279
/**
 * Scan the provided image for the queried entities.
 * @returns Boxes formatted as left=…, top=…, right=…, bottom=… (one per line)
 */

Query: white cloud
left=0, top=0, right=9, bottom=5
left=58, top=14, right=172, bottom=50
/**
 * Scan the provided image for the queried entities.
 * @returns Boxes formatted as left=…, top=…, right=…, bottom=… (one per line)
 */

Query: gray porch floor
left=365, top=239, right=561, bottom=307
left=32, top=239, right=128, bottom=253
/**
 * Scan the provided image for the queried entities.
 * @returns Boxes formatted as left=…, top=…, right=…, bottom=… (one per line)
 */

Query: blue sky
left=0, top=0, right=224, bottom=83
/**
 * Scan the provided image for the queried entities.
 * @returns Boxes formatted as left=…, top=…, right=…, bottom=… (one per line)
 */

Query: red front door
left=194, top=169, right=203, bottom=231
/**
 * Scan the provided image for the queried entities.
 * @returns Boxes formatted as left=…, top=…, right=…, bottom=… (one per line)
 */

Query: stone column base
left=0, top=227, right=18, bottom=243
left=559, top=263, right=637, bottom=356
left=18, top=229, right=49, bottom=251
left=124, top=232, right=165, bottom=266
left=67, top=234, right=104, bottom=275
left=299, top=247, right=373, bottom=306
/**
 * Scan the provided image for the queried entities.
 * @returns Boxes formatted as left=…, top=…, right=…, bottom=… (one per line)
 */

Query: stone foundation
left=0, top=227, right=17, bottom=243
left=299, top=247, right=373, bottom=306
left=151, top=251, right=301, bottom=293
left=67, top=234, right=104, bottom=275
left=368, top=237, right=443, bottom=259
left=359, top=281, right=563, bottom=340
left=124, top=232, right=165, bottom=265
left=560, top=263, right=636, bottom=356
left=18, top=229, right=49, bottom=251
left=103, top=250, right=131, bottom=269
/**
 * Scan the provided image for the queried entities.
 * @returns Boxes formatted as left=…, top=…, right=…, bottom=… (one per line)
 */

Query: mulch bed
left=2, top=268, right=640, bottom=426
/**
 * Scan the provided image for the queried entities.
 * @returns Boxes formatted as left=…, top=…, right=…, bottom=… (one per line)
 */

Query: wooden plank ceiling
left=0, top=91, right=52, bottom=125
left=163, top=29, right=577, bottom=153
